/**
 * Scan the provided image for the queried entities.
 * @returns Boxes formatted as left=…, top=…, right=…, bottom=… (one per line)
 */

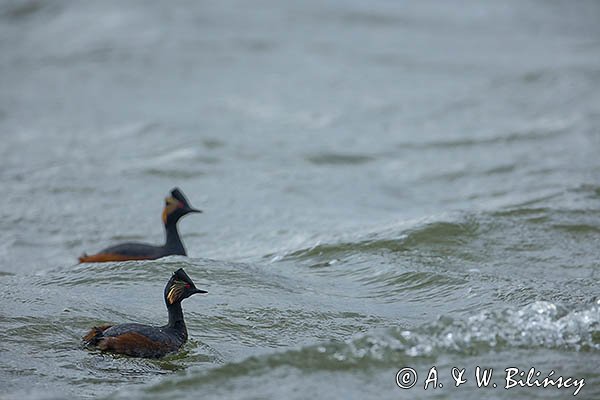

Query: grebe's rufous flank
left=78, top=188, right=201, bottom=263
left=83, top=268, right=207, bottom=358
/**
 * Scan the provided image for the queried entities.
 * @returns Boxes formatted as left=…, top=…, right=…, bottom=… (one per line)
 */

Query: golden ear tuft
left=167, top=280, right=186, bottom=304
left=162, top=196, right=179, bottom=223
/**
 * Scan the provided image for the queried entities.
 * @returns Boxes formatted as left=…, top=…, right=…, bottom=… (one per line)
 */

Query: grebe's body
left=83, top=268, right=206, bottom=358
left=79, top=188, right=201, bottom=263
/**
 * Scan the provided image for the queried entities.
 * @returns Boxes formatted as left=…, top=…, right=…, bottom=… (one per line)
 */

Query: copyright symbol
left=395, top=367, right=417, bottom=389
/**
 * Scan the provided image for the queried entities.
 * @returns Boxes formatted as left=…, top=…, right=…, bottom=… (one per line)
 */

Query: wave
left=282, top=218, right=480, bottom=262
left=239, top=300, right=600, bottom=368
left=114, top=300, right=599, bottom=398
left=279, top=202, right=600, bottom=268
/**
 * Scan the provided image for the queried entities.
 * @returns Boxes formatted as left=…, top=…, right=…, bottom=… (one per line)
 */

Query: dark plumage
left=83, top=268, right=206, bottom=358
left=79, top=188, right=201, bottom=263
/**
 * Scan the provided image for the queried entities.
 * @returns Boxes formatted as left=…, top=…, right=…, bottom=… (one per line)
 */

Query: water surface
left=1, top=1, right=599, bottom=399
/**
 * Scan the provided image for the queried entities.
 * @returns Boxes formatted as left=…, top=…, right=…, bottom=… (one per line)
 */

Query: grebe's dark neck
left=166, top=301, right=188, bottom=338
left=164, top=221, right=186, bottom=255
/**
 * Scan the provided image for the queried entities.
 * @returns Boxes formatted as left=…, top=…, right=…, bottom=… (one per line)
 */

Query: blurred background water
left=1, top=1, right=599, bottom=399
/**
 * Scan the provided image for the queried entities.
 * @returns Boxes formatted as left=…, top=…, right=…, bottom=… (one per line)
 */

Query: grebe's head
left=162, top=188, right=202, bottom=225
left=164, top=268, right=207, bottom=305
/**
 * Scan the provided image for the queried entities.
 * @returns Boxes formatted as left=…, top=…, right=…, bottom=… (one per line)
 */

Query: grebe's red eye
left=185, top=283, right=191, bottom=289
left=178, top=202, right=185, bottom=209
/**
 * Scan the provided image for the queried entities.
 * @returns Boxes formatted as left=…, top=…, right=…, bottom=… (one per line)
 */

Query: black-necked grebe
left=83, top=268, right=206, bottom=358
left=79, top=188, right=201, bottom=263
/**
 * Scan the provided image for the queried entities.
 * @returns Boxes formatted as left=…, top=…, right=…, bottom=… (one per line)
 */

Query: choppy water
left=1, top=1, right=600, bottom=399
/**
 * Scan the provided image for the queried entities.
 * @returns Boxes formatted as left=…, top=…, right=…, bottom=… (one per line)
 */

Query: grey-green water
left=1, top=1, right=599, bottom=399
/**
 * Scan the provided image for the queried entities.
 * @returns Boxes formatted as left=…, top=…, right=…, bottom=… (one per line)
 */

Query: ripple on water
left=396, top=127, right=568, bottom=150
left=305, top=153, right=375, bottom=166
left=140, top=168, right=206, bottom=179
